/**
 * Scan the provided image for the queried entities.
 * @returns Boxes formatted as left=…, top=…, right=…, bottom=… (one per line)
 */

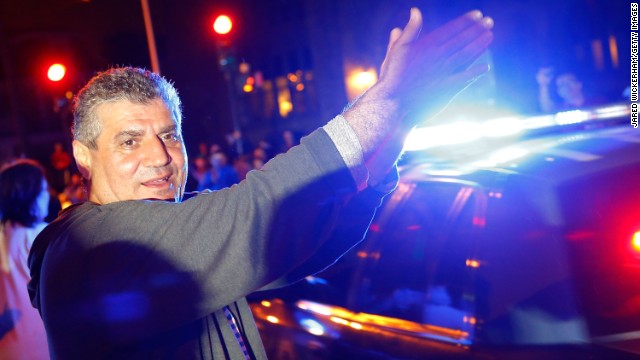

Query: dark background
left=0, top=0, right=630, bottom=166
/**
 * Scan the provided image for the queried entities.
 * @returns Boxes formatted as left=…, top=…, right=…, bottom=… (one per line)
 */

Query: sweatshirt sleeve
left=258, top=167, right=398, bottom=291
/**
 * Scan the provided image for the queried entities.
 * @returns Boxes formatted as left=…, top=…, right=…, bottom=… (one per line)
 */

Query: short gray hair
left=72, top=67, right=182, bottom=149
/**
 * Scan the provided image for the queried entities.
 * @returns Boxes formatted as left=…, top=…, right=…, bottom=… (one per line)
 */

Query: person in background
left=536, top=67, right=606, bottom=113
left=0, top=159, right=50, bottom=359
left=226, top=129, right=252, bottom=161
left=203, top=152, right=239, bottom=191
left=196, top=142, right=209, bottom=160
left=187, top=156, right=210, bottom=192
left=251, top=146, right=268, bottom=170
left=60, top=172, right=87, bottom=208
left=231, top=154, right=252, bottom=182
left=280, top=129, right=298, bottom=153
left=49, top=142, right=72, bottom=193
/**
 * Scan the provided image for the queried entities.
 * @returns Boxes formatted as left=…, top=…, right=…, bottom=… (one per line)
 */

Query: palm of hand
left=377, top=8, right=494, bottom=123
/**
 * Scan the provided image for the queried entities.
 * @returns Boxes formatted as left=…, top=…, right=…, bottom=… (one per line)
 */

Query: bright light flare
left=266, top=315, right=279, bottom=324
left=330, top=316, right=349, bottom=325
left=466, top=259, right=481, bottom=268
left=524, top=115, right=556, bottom=129
left=632, top=231, right=640, bottom=252
left=213, top=15, right=232, bottom=35
left=473, top=147, right=529, bottom=168
left=481, top=117, right=524, bottom=137
left=298, top=301, right=332, bottom=316
left=300, top=319, right=325, bottom=336
left=594, top=104, right=630, bottom=119
left=353, top=71, right=376, bottom=88
left=47, top=63, right=66, bottom=82
left=555, top=110, right=590, bottom=125
left=489, top=147, right=529, bottom=164
left=403, top=104, right=631, bottom=153
left=403, top=122, right=482, bottom=151
left=345, top=68, right=377, bottom=101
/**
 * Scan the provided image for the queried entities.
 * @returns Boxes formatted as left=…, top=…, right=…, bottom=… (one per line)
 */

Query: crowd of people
left=186, top=129, right=300, bottom=193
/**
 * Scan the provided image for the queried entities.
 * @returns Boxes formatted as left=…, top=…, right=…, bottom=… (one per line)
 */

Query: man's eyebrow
left=158, top=125, right=178, bottom=135
left=114, top=129, right=145, bottom=141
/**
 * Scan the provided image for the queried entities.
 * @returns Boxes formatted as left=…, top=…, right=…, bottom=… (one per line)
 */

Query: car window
left=350, top=181, right=482, bottom=333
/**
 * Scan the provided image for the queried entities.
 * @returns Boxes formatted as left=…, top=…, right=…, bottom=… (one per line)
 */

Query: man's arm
left=342, top=8, right=494, bottom=184
left=259, top=7, right=494, bottom=292
left=536, top=67, right=556, bottom=113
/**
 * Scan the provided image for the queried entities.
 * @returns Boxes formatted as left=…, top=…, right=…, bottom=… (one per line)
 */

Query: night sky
left=0, top=0, right=630, bottom=163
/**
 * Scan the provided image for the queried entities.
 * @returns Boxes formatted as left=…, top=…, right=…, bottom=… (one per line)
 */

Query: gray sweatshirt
left=28, top=126, right=396, bottom=359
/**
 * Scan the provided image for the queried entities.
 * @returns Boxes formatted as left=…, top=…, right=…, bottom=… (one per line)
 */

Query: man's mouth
left=143, top=175, right=171, bottom=186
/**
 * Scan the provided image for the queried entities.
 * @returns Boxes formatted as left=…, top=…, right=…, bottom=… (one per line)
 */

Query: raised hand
left=342, top=8, right=494, bottom=185
left=536, top=67, right=554, bottom=87
left=377, top=8, right=494, bottom=121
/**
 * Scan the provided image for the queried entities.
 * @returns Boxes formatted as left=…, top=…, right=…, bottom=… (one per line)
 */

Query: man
left=536, top=67, right=599, bottom=113
left=28, top=8, right=493, bottom=359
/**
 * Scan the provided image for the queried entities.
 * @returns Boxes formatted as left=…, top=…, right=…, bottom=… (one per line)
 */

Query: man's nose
left=143, top=137, right=171, bottom=167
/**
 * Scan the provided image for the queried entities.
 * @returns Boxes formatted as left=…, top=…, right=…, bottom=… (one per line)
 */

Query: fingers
left=438, top=16, right=493, bottom=61
left=429, top=10, right=484, bottom=46
left=444, top=29, right=493, bottom=74
left=379, top=8, right=422, bottom=79
left=386, top=28, right=403, bottom=54
left=446, top=63, right=491, bottom=89
left=395, top=7, right=423, bottom=46
left=431, top=64, right=489, bottom=107
left=374, top=7, right=494, bottom=116
left=380, top=27, right=403, bottom=77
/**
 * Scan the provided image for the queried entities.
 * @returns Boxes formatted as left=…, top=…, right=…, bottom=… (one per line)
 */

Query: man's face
left=74, top=99, right=187, bottom=204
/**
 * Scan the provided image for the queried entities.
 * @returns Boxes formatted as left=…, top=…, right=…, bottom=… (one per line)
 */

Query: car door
left=343, top=178, right=488, bottom=357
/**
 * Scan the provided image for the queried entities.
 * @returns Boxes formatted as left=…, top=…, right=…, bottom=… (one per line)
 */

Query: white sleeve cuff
left=323, top=114, right=368, bottom=191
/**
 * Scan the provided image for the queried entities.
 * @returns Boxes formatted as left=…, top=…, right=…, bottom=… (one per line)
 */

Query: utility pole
left=140, top=0, right=161, bottom=74
left=0, top=24, right=27, bottom=157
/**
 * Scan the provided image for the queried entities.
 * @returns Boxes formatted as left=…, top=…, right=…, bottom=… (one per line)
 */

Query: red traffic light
left=47, top=63, right=66, bottom=82
left=213, top=15, right=233, bottom=35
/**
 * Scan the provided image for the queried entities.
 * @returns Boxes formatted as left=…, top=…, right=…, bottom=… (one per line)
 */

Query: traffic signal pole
left=213, top=14, right=242, bottom=132
left=140, top=0, right=161, bottom=74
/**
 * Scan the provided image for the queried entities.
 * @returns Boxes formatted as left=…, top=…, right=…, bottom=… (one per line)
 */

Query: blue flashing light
left=405, top=104, right=630, bottom=152
left=555, top=110, right=590, bottom=125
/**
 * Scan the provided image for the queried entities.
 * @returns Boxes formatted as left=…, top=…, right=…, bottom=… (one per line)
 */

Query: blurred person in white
left=0, top=159, right=50, bottom=359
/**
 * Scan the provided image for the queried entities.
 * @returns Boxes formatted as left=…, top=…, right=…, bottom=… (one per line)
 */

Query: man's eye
left=122, top=139, right=136, bottom=147
left=163, top=133, right=179, bottom=142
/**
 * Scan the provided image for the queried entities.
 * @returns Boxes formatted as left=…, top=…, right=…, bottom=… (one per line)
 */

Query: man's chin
left=141, top=189, right=179, bottom=202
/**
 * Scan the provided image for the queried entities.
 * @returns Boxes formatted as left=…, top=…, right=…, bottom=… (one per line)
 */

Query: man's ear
left=72, top=140, right=92, bottom=180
